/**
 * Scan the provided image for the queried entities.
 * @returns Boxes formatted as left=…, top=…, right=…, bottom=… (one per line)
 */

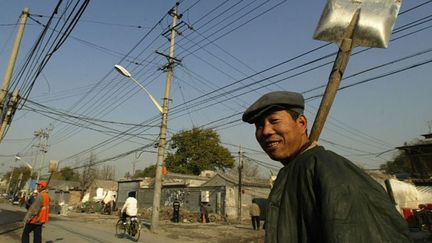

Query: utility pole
left=151, top=3, right=180, bottom=232
left=238, top=145, right=244, bottom=222
left=6, top=167, right=16, bottom=195
left=14, top=172, right=23, bottom=195
left=132, top=159, right=137, bottom=176
left=0, top=8, right=29, bottom=117
left=0, top=89, right=20, bottom=141
left=33, top=128, right=50, bottom=182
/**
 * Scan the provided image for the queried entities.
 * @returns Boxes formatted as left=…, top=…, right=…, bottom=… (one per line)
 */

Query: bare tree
left=97, top=165, right=115, bottom=180
left=243, top=159, right=262, bottom=178
left=227, top=158, right=262, bottom=178
left=79, top=153, right=97, bottom=199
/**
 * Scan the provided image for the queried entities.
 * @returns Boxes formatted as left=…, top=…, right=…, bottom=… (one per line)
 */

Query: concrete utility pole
left=15, top=172, right=23, bottom=194
left=0, top=89, right=20, bottom=141
left=0, top=8, right=29, bottom=117
left=238, top=145, right=244, bottom=222
left=132, top=159, right=137, bottom=176
left=33, top=128, right=50, bottom=183
left=151, top=3, right=180, bottom=232
left=6, top=167, right=16, bottom=195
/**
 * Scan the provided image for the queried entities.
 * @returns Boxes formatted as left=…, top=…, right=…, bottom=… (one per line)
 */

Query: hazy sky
left=1, top=0, right=431, bottom=179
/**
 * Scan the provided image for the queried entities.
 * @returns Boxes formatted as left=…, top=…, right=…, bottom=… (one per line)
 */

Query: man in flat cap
left=243, top=91, right=410, bottom=243
left=22, top=181, right=50, bottom=243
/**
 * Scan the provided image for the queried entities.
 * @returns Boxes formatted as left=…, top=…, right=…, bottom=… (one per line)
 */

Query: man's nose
left=261, top=122, right=275, bottom=136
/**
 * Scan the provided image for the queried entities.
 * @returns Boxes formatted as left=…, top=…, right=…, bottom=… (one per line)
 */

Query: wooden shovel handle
left=309, top=10, right=360, bottom=142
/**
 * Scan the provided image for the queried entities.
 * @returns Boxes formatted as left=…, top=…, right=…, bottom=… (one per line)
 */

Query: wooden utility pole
left=0, top=8, right=29, bottom=117
left=151, top=3, right=180, bottom=232
left=238, top=145, right=244, bottom=222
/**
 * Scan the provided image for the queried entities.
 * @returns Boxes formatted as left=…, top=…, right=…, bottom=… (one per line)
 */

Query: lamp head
left=114, top=64, right=131, bottom=78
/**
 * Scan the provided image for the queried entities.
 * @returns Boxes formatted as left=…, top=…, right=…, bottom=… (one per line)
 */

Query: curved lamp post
left=114, top=65, right=163, bottom=113
left=15, top=155, right=33, bottom=192
left=114, top=64, right=172, bottom=231
left=15, top=155, right=33, bottom=171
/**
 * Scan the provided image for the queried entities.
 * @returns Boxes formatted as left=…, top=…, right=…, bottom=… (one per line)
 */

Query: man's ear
left=297, top=114, right=307, bottom=129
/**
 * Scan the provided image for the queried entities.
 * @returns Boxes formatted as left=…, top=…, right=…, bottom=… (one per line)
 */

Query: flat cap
left=242, top=91, right=304, bottom=124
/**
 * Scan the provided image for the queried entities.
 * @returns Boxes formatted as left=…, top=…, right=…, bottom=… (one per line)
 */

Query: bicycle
left=115, top=216, right=141, bottom=241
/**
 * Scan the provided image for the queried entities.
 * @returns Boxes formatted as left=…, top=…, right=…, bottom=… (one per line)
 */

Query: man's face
left=37, top=184, right=44, bottom=192
left=255, top=110, right=307, bottom=161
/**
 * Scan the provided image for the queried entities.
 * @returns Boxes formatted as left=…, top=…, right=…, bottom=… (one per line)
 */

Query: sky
left=0, top=0, right=431, bottom=180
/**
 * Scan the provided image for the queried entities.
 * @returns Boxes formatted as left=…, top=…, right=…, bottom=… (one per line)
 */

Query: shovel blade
left=313, top=0, right=401, bottom=48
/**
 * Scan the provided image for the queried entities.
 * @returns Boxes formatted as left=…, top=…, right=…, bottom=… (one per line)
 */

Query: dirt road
left=0, top=202, right=264, bottom=242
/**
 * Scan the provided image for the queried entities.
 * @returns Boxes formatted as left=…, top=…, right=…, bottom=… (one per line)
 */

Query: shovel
left=309, top=0, right=402, bottom=142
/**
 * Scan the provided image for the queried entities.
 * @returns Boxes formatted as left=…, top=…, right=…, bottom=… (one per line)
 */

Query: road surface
left=0, top=202, right=194, bottom=243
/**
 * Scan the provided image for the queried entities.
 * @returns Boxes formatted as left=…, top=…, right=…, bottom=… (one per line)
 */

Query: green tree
left=62, top=166, right=78, bottom=181
left=2, top=166, right=31, bottom=194
left=380, top=139, right=431, bottom=176
left=165, top=128, right=235, bottom=175
left=57, top=166, right=80, bottom=181
left=133, top=165, right=156, bottom=178
left=380, top=151, right=411, bottom=175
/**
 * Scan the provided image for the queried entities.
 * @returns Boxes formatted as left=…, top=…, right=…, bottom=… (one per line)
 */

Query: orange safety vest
left=29, top=191, right=50, bottom=224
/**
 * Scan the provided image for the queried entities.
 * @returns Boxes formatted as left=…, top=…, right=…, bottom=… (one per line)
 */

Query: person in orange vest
left=21, top=180, right=50, bottom=243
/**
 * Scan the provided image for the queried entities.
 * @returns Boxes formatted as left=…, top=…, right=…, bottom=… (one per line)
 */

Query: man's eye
left=270, top=119, right=279, bottom=124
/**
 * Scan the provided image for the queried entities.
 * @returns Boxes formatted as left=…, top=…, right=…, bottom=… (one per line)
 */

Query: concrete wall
left=117, top=179, right=270, bottom=220
left=117, top=181, right=140, bottom=208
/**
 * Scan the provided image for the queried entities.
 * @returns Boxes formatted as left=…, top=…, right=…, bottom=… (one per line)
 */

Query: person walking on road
left=249, top=199, right=261, bottom=230
left=21, top=181, right=50, bottom=243
left=242, top=91, right=411, bottom=242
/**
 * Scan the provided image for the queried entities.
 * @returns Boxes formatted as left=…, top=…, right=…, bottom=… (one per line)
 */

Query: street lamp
left=114, top=65, right=163, bottom=113
left=114, top=63, right=172, bottom=231
left=15, top=155, right=33, bottom=171
left=15, top=155, right=33, bottom=192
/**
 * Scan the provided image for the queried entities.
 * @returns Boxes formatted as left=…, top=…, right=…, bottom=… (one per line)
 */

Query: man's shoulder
left=301, top=145, right=350, bottom=163
left=293, top=145, right=359, bottom=174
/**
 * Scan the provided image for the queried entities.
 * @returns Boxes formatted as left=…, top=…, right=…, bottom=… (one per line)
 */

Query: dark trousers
left=21, top=223, right=42, bottom=243
left=173, top=210, right=180, bottom=223
left=251, top=216, right=260, bottom=230
left=121, top=212, right=128, bottom=222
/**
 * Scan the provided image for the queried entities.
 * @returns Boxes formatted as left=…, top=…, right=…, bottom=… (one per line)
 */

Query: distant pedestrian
left=172, top=199, right=180, bottom=223
left=249, top=199, right=261, bottom=230
left=25, top=190, right=38, bottom=210
left=22, top=181, right=50, bottom=243
left=200, top=203, right=209, bottom=223
left=19, top=195, right=26, bottom=208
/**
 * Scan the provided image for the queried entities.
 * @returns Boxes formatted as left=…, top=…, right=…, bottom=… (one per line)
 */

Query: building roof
left=48, top=179, right=80, bottom=191
left=422, top=133, right=432, bottom=139
left=201, top=173, right=271, bottom=188
left=92, top=179, right=118, bottom=190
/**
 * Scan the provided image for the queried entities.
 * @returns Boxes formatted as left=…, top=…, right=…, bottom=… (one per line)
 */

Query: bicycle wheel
left=115, top=219, right=126, bottom=238
left=130, top=220, right=141, bottom=242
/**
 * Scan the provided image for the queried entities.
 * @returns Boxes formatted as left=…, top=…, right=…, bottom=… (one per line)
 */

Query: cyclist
left=121, top=191, right=138, bottom=224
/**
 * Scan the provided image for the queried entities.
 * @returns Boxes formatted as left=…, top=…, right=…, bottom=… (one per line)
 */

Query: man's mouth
left=265, top=141, right=280, bottom=149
